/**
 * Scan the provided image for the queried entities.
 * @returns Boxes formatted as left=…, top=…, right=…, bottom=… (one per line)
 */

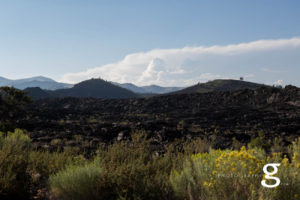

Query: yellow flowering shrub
left=170, top=147, right=266, bottom=200
left=259, top=137, right=300, bottom=200
left=170, top=141, right=300, bottom=200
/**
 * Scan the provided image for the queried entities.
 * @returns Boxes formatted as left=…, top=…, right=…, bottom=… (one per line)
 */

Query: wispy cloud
left=60, top=37, right=300, bottom=86
left=260, top=68, right=286, bottom=73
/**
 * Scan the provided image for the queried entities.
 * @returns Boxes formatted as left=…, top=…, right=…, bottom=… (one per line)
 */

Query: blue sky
left=0, top=0, right=300, bottom=86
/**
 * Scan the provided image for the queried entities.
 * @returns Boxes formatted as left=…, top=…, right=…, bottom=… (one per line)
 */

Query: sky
left=0, top=0, right=300, bottom=86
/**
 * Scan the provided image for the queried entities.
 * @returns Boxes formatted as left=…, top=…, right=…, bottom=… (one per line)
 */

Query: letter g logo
left=261, top=163, right=280, bottom=188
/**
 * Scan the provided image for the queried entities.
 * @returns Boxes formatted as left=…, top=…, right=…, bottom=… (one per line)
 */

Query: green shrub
left=49, top=131, right=179, bottom=200
left=183, top=137, right=212, bottom=154
left=49, top=161, right=102, bottom=200
left=248, top=130, right=271, bottom=151
left=0, top=129, right=31, bottom=199
left=28, top=150, right=80, bottom=183
left=0, top=129, right=87, bottom=199
left=50, top=138, right=63, bottom=147
left=94, top=131, right=177, bottom=200
left=290, top=137, right=300, bottom=163
left=232, top=137, right=244, bottom=150
left=28, top=147, right=87, bottom=199
left=270, top=137, right=285, bottom=153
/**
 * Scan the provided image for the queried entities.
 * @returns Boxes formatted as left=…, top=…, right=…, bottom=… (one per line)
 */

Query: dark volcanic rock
left=17, top=86, right=300, bottom=151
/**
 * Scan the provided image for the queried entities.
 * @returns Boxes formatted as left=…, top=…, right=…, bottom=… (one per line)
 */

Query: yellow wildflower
left=282, top=158, right=289, bottom=165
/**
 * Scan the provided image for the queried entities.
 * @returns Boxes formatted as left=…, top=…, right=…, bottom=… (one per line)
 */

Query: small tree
left=0, top=87, right=31, bottom=132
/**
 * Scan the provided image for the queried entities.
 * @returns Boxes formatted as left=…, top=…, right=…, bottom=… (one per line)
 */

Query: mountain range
left=0, top=76, right=183, bottom=94
left=0, top=76, right=275, bottom=100
left=0, top=76, right=72, bottom=90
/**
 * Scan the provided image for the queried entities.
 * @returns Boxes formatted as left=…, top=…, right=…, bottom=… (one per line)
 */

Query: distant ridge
left=141, top=85, right=183, bottom=94
left=112, top=83, right=147, bottom=93
left=0, top=76, right=72, bottom=90
left=173, top=79, right=269, bottom=94
left=113, top=82, right=183, bottom=94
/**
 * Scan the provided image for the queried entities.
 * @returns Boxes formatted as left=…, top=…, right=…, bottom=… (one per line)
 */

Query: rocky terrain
left=17, top=85, right=300, bottom=152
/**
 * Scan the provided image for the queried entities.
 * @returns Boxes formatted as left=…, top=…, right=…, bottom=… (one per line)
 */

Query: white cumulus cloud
left=60, top=37, right=300, bottom=86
